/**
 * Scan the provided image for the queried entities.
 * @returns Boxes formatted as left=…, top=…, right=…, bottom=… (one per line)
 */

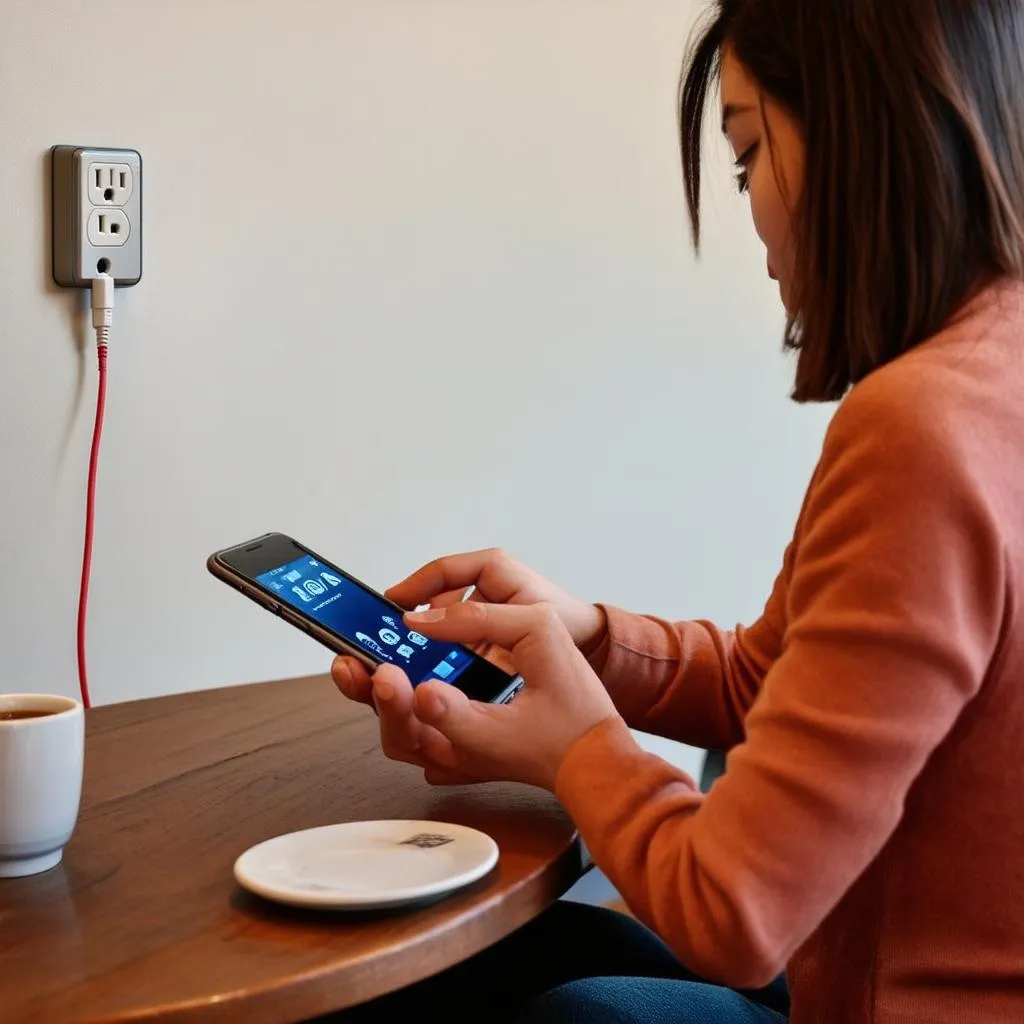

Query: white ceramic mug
left=0, top=694, right=85, bottom=878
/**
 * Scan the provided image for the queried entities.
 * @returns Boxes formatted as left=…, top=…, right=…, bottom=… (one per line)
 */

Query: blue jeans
left=334, top=900, right=789, bottom=1023
left=525, top=976, right=786, bottom=1023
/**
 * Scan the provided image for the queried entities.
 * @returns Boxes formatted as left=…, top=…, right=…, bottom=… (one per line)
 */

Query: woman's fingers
left=422, top=764, right=480, bottom=787
left=331, top=656, right=374, bottom=707
left=427, top=587, right=476, bottom=610
left=373, top=665, right=459, bottom=770
left=332, top=654, right=465, bottom=770
left=423, top=591, right=516, bottom=671
left=386, top=549, right=521, bottom=609
left=405, top=601, right=568, bottom=659
left=373, top=665, right=421, bottom=760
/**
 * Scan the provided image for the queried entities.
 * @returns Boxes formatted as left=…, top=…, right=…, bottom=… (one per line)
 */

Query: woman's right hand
left=331, top=548, right=606, bottom=709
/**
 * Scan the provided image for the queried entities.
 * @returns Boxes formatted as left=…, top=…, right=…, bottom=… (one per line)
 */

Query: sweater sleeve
left=588, top=548, right=791, bottom=752
left=556, top=382, right=1006, bottom=989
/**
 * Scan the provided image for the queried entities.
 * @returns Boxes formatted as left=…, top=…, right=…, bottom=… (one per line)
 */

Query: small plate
left=234, top=820, right=499, bottom=910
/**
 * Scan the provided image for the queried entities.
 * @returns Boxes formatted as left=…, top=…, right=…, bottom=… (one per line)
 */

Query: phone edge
left=206, top=550, right=380, bottom=670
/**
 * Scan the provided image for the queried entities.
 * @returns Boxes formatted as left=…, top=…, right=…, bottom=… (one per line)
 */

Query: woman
left=332, top=1, right=1024, bottom=1021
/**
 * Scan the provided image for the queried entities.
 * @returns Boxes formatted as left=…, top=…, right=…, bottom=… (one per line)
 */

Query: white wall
left=1, top=1, right=831, bottom=778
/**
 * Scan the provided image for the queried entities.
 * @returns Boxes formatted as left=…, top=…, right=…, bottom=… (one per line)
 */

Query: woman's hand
left=332, top=548, right=606, bottom=709
left=337, top=600, right=618, bottom=792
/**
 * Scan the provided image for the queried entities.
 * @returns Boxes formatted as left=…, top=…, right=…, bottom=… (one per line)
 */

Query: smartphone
left=208, top=532, right=524, bottom=705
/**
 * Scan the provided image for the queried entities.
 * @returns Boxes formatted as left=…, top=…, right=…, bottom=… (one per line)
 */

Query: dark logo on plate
left=401, top=833, right=455, bottom=849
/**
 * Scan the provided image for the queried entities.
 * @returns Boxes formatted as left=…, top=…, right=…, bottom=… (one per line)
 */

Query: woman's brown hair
left=681, top=0, right=1024, bottom=402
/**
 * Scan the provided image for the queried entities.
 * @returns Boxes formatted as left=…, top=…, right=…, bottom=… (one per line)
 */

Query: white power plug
left=52, top=146, right=142, bottom=287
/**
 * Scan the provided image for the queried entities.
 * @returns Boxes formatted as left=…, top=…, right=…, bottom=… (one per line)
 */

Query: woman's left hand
left=338, top=601, right=618, bottom=792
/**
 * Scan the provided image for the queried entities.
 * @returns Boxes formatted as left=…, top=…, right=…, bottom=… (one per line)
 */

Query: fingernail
left=374, top=678, right=394, bottom=701
left=425, top=689, right=447, bottom=716
left=407, top=607, right=446, bottom=623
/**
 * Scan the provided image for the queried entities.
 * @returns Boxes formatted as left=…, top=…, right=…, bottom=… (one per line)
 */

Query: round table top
left=1, top=675, right=582, bottom=1023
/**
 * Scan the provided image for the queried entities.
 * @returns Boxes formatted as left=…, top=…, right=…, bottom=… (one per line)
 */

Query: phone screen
left=256, top=552, right=478, bottom=688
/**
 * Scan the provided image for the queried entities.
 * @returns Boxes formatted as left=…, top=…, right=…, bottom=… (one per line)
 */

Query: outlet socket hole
left=103, top=187, right=114, bottom=201
left=96, top=258, right=111, bottom=273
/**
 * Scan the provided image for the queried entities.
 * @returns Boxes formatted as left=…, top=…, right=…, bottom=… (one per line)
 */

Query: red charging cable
left=77, top=275, right=113, bottom=710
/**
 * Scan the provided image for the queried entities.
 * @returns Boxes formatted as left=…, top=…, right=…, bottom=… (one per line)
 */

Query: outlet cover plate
left=52, top=145, right=142, bottom=287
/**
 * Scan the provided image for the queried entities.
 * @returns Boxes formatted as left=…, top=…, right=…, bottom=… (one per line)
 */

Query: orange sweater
left=558, top=280, right=1024, bottom=1023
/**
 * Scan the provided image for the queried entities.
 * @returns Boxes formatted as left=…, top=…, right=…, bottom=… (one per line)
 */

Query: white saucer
left=234, top=820, right=499, bottom=910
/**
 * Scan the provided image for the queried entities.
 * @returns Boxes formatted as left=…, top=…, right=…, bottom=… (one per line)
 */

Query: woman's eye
left=733, top=142, right=758, bottom=195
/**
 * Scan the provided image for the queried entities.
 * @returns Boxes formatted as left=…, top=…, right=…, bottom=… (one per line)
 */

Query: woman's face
left=720, top=47, right=805, bottom=313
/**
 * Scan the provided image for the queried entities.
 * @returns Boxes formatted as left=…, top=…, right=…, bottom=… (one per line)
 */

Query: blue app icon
left=432, top=661, right=455, bottom=680
left=447, top=651, right=459, bottom=662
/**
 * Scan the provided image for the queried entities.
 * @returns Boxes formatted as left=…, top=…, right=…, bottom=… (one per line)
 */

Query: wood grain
left=0, top=676, right=582, bottom=1023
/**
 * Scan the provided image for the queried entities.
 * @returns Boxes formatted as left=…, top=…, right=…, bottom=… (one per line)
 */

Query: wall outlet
left=87, top=208, right=130, bottom=247
left=52, top=145, right=142, bottom=287
left=88, top=162, right=134, bottom=207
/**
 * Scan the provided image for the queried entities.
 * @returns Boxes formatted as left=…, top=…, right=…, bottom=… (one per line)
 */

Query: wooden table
left=0, top=676, right=583, bottom=1023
